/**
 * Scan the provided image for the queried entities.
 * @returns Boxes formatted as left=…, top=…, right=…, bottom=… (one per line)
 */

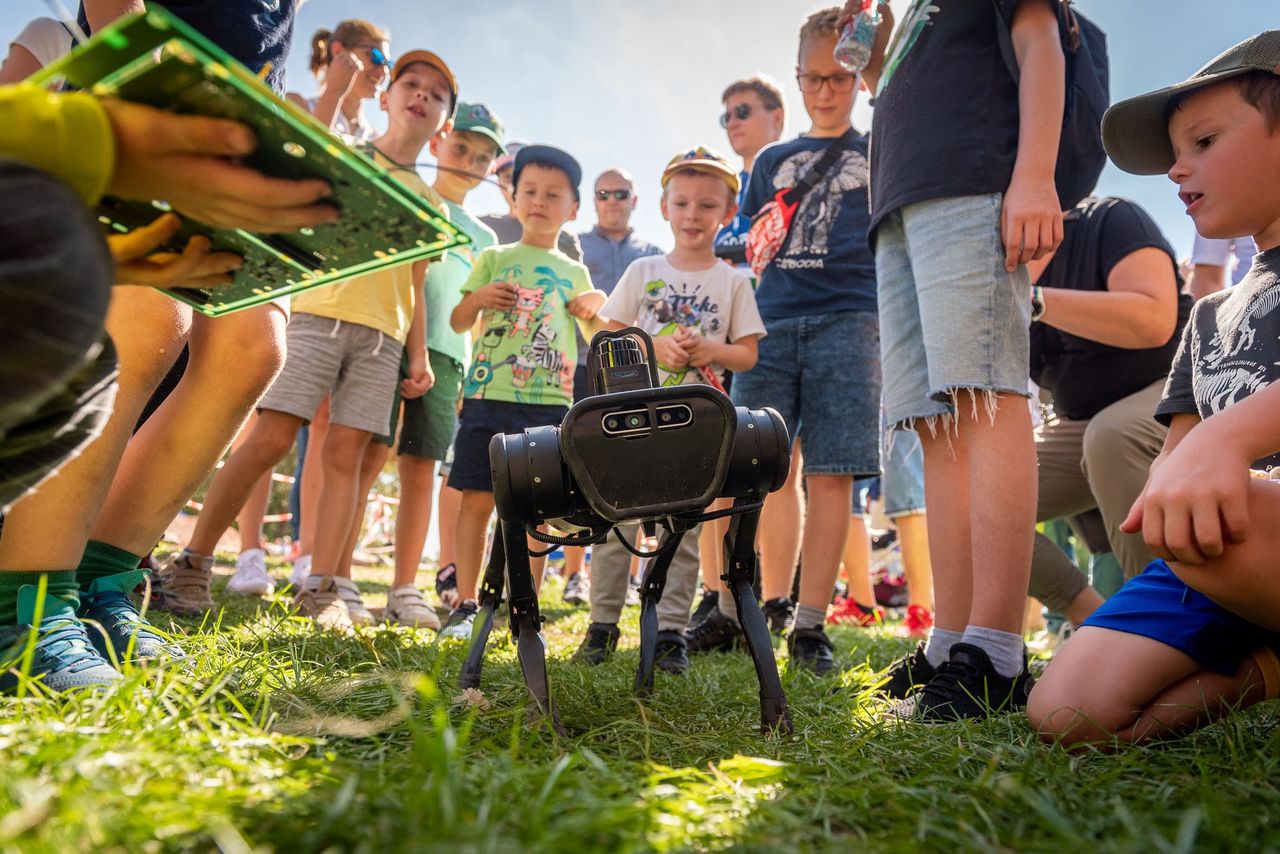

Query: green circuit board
left=32, top=7, right=468, bottom=317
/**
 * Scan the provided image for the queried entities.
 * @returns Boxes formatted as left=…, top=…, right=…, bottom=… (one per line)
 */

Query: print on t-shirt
left=461, top=246, right=591, bottom=406
left=640, top=278, right=725, bottom=386
left=772, top=147, right=869, bottom=269
left=1192, top=281, right=1280, bottom=412
left=879, top=1, right=941, bottom=93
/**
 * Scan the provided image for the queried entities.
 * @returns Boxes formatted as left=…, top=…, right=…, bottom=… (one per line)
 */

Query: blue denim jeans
left=731, top=310, right=881, bottom=477
left=876, top=194, right=1032, bottom=431
left=854, top=427, right=925, bottom=518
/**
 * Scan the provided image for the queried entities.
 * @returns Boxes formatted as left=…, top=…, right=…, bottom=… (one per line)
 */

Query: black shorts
left=446, top=398, right=568, bottom=492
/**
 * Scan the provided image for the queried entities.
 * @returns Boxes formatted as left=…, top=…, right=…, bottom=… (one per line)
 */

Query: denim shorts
left=1083, top=560, right=1280, bottom=676
left=876, top=194, right=1031, bottom=430
left=854, top=427, right=925, bottom=518
left=730, top=310, right=881, bottom=477
left=447, top=398, right=568, bottom=492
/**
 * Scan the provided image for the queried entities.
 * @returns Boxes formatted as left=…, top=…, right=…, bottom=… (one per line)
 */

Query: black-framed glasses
left=351, top=43, right=391, bottom=67
left=796, top=71, right=858, bottom=93
left=595, top=189, right=633, bottom=202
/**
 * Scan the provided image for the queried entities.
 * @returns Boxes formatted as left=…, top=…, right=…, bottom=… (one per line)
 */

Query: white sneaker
left=385, top=585, right=442, bottom=630
left=227, top=548, right=275, bottom=596
left=288, top=553, right=312, bottom=590
left=330, top=575, right=374, bottom=626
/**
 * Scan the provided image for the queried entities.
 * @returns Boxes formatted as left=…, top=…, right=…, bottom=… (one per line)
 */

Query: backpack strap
left=779, top=127, right=857, bottom=208
left=993, top=0, right=1079, bottom=84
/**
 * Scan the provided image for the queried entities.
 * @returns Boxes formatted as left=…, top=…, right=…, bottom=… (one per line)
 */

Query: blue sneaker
left=78, top=569, right=184, bottom=663
left=0, top=586, right=121, bottom=693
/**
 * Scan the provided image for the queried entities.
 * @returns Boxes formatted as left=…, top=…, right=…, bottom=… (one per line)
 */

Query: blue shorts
left=854, top=428, right=925, bottom=518
left=447, top=398, right=568, bottom=492
left=1082, top=560, right=1280, bottom=675
left=876, top=194, right=1032, bottom=431
left=730, top=310, right=881, bottom=477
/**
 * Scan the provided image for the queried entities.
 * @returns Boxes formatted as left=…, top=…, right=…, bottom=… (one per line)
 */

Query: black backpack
left=995, top=0, right=1110, bottom=210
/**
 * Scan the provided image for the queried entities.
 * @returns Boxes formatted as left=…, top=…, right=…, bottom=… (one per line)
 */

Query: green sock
left=76, top=540, right=143, bottom=592
left=0, top=570, right=79, bottom=625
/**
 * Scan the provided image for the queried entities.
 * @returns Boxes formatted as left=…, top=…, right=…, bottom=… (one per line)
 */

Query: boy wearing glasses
left=689, top=8, right=880, bottom=675
left=858, top=0, right=1065, bottom=721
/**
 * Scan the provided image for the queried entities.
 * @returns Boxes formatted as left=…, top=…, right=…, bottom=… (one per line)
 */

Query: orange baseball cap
left=391, top=50, right=458, bottom=111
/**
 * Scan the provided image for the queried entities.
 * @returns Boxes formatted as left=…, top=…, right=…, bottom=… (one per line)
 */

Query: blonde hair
left=308, top=20, right=389, bottom=76
left=798, top=6, right=842, bottom=58
left=721, top=74, right=786, bottom=124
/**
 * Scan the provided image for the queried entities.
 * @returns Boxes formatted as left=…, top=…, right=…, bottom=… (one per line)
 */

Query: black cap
left=512, top=144, right=582, bottom=198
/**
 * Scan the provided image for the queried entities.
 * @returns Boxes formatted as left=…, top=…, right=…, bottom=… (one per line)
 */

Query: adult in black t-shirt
left=1025, top=197, right=1191, bottom=625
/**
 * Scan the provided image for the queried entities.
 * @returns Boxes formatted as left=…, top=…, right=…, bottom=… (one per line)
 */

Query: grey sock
left=793, top=603, right=826, bottom=631
left=960, top=625, right=1026, bottom=679
left=716, top=590, right=740, bottom=624
left=924, top=627, right=963, bottom=668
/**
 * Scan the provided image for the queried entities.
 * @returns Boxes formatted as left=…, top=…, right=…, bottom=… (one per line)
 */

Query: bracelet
left=1030, top=285, right=1046, bottom=323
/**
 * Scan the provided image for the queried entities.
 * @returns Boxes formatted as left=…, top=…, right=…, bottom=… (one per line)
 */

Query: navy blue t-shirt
left=79, top=1, right=296, bottom=93
left=740, top=133, right=876, bottom=320
left=869, top=0, right=1020, bottom=235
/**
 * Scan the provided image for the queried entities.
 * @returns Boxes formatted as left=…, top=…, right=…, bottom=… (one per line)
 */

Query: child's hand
left=568, top=290, right=606, bottom=320
left=401, top=349, right=435, bottom=399
left=474, top=280, right=518, bottom=310
left=676, top=328, right=717, bottom=368
left=1001, top=172, right=1064, bottom=272
left=102, top=99, right=338, bottom=233
left=108, top=213, right=243, bottom=288
left=654, top=334, right=689, bottom=370
left=1120, top=425, right=1252, bottom=566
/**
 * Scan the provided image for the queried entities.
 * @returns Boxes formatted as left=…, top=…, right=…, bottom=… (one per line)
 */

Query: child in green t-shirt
left=440, top=144, right=605, bottom=639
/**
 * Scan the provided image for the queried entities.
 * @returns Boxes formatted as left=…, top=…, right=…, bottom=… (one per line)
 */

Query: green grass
left=3, top=551, right=1279, bottom=853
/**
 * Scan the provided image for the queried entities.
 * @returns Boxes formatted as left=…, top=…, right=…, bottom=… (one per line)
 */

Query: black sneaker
left=911, top=642, right=1034, bottom=722
left=573, top=622, right=619, bottom=665
left=878, top=641, right=935, bottom=700
left=689, top=589, right=720, bottom=628
left=788, top=625, right=836, bottom=676
left=761, top=597, right=794, bottom=635
left=684, top=608, right=742, bottom=654
left=654, top=631, right=689, bottom=675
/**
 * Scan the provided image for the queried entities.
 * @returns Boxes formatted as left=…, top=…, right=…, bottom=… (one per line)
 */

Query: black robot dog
left=459, top=328, right=794, bottom=734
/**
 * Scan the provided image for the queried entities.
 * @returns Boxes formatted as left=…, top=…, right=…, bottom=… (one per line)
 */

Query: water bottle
left=834, top=1, right=882, bottom=73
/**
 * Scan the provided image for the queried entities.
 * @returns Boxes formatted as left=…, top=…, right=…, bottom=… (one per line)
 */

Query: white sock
left=924, top=627, right=963, bottom=668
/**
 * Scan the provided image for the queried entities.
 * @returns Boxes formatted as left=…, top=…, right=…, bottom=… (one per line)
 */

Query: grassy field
left=2, top=550, right=1278, bottom=853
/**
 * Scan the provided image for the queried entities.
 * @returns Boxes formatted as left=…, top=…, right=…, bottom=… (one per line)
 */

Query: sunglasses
left=719, top=102, right=777, bottom=128
left=595, top=189, right=633, bottom=202
left=350, top=43, right=391, bottom=67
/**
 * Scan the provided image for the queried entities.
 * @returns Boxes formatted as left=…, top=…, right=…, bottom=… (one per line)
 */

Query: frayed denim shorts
left=730, top=309, right=881, bottom=477
left=876, top=194, right=1031, bottom=432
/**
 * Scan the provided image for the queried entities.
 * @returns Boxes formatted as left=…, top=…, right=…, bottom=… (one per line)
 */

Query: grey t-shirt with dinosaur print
left=1156, top=245, right=1280, bottom=470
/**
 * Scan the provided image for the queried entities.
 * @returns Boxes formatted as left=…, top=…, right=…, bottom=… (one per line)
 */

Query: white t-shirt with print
left=601, top=255, right=766, bottom=387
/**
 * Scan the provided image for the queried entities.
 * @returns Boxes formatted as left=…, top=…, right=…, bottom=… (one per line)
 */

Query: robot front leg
left=724, top=505, right=794, bottom=735
left=501, top=517, right=562, bottom=733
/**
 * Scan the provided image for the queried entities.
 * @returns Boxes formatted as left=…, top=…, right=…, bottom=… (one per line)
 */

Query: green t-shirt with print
left=426, top=200, right=497, bottom=366
left=461, top=242, right=593, bottom=405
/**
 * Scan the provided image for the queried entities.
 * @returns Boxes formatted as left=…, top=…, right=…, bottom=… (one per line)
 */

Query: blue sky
left=1, top=0, right=1274, bottom=255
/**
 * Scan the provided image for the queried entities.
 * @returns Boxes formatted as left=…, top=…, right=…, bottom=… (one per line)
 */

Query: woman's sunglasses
left=350, top=44, right=391, bottom=68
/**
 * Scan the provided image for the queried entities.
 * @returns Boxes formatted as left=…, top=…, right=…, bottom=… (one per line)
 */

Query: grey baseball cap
left=1102, top=30, right=1280, bottom=175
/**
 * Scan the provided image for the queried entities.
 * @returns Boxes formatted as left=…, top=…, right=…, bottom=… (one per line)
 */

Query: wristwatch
left=1031, top=285, right=1046, bottom=323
